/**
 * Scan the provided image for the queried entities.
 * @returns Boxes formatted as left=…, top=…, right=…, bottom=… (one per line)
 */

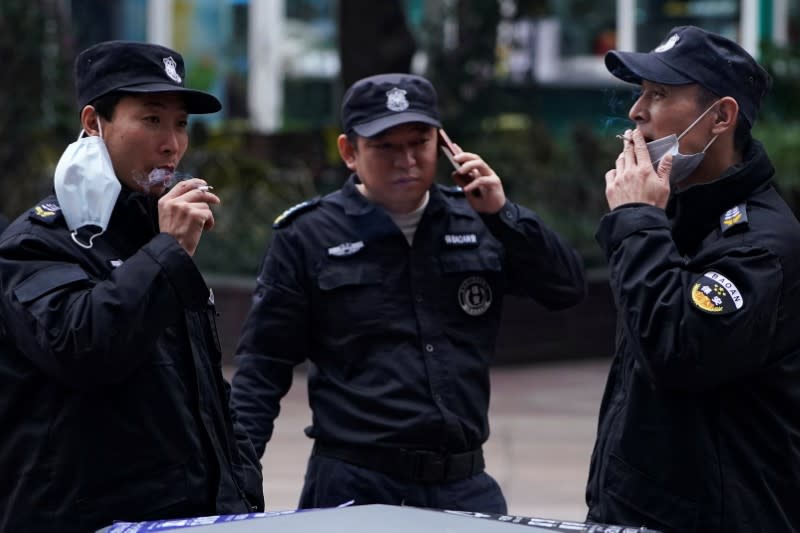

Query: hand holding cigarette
left=605, top=129, right=670, bottom=210
left=156, top=177, right=221, bottom=256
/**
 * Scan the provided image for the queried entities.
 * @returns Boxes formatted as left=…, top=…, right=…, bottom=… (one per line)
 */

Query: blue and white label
left=328, top=241, right=365, bottom=257
left=444, top=234, right=478, bottom=247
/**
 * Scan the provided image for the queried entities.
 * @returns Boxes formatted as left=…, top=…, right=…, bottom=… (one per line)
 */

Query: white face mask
left=54, top=120, right=121, bottom=249
left=645, top=101, right=719, bottom=186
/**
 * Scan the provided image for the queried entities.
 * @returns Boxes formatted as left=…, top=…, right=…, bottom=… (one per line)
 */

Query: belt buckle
left=409, top=449, right=447, bottom=482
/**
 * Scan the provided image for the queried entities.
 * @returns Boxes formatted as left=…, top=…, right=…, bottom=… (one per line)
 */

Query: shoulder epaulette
left=720, top=203, right=749, bottom=235
left=28, top=202, right=63, bottom=226
left=272, top=197, right=321, bottom=229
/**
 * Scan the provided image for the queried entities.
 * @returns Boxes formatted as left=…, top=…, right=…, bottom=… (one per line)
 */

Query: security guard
left=0, top=41, right=263, bottom=532
left=586, top=26, right=800, bottom=532
left=232, top=73, right=587, bottom=513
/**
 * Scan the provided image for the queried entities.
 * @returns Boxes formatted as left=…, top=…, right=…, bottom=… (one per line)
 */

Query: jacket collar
left=108, top=186, right=161, bottom=246
left=335, top=174, right=473, bottom=219
left=667, top=139, right=774, bottom=251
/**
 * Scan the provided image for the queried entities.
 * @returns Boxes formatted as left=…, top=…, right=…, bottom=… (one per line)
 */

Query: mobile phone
left=439, top=129, right=460, bottom=170
left=439, top=129, right=480, bottom=197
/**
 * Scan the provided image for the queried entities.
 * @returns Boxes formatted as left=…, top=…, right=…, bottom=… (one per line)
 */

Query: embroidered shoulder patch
left=29, top=202, right=63, bottom=225
left=720, top=203, right=748, bottom=234
left=689, top=271, right=744, bottom=315
left=272, top=197, right=320, bottom=229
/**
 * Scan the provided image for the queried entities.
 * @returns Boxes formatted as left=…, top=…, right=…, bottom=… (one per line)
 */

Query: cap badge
left=386, top=87, right=409, bottom=112
left=162, top=56, right=182, bottom=83
left=654, top=34, right=680, bottom=53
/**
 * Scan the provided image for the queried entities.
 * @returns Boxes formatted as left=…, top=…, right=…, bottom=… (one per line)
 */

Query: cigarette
left=196, top=185, right=214, bottom=192
left=616, top=134, right=633, bottom=142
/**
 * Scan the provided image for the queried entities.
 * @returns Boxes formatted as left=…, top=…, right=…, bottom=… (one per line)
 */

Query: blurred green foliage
left=0, top=0, right=75, bottom=220
left=452, top=115, right=616, bottom=268
left=4, top=2, right=800, bottom=278
left=184, top=129, right=318, bottom=276
left=757, top=40, right=800, bottom=198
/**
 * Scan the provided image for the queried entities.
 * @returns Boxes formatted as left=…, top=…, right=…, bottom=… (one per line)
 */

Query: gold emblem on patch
left=34, top=206, right=56, bottom=218
left=720, top=203, right=748, bottom=234
left=691, top=282, right=724, bottom=313
left=722, top=206, right=742, bottom=226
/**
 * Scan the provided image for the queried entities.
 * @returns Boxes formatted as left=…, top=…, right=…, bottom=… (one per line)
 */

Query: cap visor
left=119, top=83, right=222, bottom=114
left=605, top=51, right=694, bottom=86
left=353, top=112, right=442, bottom=138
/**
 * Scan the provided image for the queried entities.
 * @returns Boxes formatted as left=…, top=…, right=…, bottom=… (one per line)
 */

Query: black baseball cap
left=75, top=40, right=221, bottom=114
left=605, top=26, right=771, bottom=127
left=341, top=73, right=442, bottom=137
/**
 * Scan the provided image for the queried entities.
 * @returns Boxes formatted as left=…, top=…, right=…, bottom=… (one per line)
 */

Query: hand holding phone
left=439, top=129, right=480, bottom=197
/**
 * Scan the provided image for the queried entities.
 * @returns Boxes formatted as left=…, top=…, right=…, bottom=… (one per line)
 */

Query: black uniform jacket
left=0, top=189, right=264, bottom=533
left=586, top=141, right=800, bottom=532
left=232, top=176, right=587, bottom=457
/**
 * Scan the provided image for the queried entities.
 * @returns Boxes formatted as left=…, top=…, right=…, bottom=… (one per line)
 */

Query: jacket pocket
left=439, top=251, right=502, bottom=274
left=603, top=453, right=697, bottom=532
left=75, top=462, right=190, bottom=517
left=438, top=250, right=503, bottom=321
left=314, top=261, right=386, bottom=329
left=233, top=460, right=265, bottom=511
left=317, top=261, right=383, bottom=290
left=13, top=264, right=88, bottom=303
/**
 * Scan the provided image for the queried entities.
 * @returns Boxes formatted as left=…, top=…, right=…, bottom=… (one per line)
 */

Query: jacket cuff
left=480, top=200, right=520, bottom=234
left=596, top=204, right=669, bottom=257
left=143, top=233, right=209, bottom=310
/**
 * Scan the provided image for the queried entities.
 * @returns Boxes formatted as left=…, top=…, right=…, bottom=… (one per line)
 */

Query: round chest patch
left=689, top=271, right=744, bottom=315
left=458, top=276, right=492, bottom=316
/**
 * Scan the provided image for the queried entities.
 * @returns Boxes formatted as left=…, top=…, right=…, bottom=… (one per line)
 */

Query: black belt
left=312, top=441, right=485, bottom=483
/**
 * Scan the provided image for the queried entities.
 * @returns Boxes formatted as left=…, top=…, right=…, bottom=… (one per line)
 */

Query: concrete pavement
left=234, top=358, right=611, bottom=522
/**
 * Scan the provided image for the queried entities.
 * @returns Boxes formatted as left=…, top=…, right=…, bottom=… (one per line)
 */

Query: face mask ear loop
left=677, top=100, right=720, bottom=141
left=702, top=135, right=718, bottom=153
left=71, top=229, right=104, bottom=250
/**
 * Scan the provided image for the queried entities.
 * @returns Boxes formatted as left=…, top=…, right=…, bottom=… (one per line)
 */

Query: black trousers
left=298, top=453, right=508, bottom=514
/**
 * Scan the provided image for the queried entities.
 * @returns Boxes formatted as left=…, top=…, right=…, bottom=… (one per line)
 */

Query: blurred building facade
left=69, top=0, right=798, bottom=133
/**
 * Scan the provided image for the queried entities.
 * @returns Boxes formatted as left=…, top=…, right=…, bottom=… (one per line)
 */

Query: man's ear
left=712, top=96, right=739, bottom=135
left=337, top=133, right=358, bottom=171
left=80, top=105, right=101, bottom=136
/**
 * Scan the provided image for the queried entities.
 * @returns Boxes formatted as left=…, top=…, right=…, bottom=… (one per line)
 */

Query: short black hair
left=696, top=86, right=751, bottom=153
left=90, top=91, right=126, bottom=121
